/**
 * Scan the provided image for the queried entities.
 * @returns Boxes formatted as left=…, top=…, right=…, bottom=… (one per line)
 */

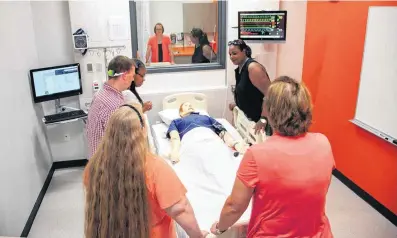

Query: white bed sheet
left=151, top=119, right=251, bottom=235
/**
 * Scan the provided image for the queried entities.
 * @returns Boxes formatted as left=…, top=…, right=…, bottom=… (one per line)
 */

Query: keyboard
left=44, top=110, right=87, bottom=124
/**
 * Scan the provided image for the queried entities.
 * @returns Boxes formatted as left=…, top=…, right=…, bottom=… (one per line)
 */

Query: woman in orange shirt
left=211, top=76, right=335, bottom=238
left=83, top=103, right=207, bottom=238
left=146, top=23, right=175, bottom=64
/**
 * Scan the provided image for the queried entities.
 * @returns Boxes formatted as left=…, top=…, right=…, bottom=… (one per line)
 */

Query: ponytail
left=191, top=28, right=210, bottom=46
left=129, top=82, right=144, bottom=105
left=244, top=45, right=252, bottom=58
left=199, top=33, right=210, bottom=46
left=129, top=59, right=145, bottom=105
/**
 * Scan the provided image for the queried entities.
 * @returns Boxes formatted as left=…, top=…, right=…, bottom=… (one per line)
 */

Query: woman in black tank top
left=228, top=39, right=273, bottom=136
left=190, top=28, right=217, bottom=64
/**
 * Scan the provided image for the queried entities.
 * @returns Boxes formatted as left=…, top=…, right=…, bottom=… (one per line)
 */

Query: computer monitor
left=30, top=63, right=83, bottom=103
left=238, top=11, right=287, bottom=41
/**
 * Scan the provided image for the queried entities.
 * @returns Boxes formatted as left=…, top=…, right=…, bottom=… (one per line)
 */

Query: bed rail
left=233, top=106, right=266, bottom=144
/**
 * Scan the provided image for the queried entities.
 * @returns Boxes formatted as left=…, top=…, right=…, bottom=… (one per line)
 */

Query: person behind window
left=146, top=23, right=175, bottom=65
left=210, top=76, right=335, bottom=238
left=122, top=59, right=152, bottom=112
left=83, top=103, right=208, bottom=238
left=228, top=39, right=272, bottom=136
left=190, top=28, right=217, bottom=63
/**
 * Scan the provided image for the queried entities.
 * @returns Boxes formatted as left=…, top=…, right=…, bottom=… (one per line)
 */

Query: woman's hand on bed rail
left=229, top=102, right=236, bottom=111
left=254, top=119, right=266, bottom=135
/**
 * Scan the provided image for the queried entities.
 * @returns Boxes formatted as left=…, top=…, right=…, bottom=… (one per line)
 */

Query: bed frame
left=233, top=106, right=267, bottom=144
left=163, top=92, right=208, bottom=111
left=161, top=92, right=266, bottom=237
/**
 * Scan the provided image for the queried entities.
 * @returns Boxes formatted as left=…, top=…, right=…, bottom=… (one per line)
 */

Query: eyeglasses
left=136, top=73, right=145, bottom=78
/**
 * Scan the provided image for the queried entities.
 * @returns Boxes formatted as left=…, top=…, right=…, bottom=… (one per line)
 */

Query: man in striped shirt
left=86, top=56, right=136, bottom=158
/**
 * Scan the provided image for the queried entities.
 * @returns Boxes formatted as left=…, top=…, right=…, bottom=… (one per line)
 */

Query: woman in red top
left=211, top=76, right=335, bottom=238
left=145, top=22, right=174, bottom=64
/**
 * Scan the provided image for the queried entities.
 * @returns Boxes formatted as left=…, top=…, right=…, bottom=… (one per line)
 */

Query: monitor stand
left=53, top=98, right=81, bottom=114
left=54, top=99, right=62, bottom=114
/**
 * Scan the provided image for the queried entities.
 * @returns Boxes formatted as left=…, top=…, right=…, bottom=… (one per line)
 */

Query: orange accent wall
left=302, top=1, right=397, bottom=214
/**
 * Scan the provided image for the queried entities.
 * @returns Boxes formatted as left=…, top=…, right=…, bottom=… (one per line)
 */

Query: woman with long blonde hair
left=83, top=103, right=207, bottom=238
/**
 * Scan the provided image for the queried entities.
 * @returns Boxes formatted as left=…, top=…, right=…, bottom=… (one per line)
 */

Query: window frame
left=128, top=0, right=227, bottom=74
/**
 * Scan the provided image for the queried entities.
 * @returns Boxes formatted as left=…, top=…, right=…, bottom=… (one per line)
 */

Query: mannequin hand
left=234, top=141, right=249, bottom=154
left=169, top=150, right=180, bottom=164
left=254, top=120, right=266, bottom=135
left=229, top=102, right=236, bottom=111
left=143, top=101, right=152, bottom=112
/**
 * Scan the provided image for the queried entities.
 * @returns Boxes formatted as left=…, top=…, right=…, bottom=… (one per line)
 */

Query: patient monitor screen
left=30, top=64, right=82, bottom=102
left=238, top=11, right=287, bottom=41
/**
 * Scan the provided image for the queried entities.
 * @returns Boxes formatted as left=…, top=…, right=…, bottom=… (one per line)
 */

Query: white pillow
left=158, top=109, right=209, bottom=125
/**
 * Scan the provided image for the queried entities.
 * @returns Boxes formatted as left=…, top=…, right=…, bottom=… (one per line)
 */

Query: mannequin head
left=179, top=102, right=195, bottom=117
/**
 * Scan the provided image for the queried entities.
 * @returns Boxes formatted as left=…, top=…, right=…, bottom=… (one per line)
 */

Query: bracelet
left=215, top=222, right=228, bottom=235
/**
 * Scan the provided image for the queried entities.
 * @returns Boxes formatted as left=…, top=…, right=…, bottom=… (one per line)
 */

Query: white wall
left=31, top=1, right=75, bottom=67
left=276, top=0, right=307, bottom=81
left=150, top=1, right=184, bottom=35
left=30, top=1, right=87, bottom=162
left=0, top=2, right=53, bottom=236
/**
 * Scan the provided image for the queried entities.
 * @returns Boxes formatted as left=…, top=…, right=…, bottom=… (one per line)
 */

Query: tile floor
left=27, top=168, right=397, bottom=238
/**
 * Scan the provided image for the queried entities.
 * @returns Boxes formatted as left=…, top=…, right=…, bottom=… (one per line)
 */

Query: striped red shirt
left=86, top=83, right=124, bottom=158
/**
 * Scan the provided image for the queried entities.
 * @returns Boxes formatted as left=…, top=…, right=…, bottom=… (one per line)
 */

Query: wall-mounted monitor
left=29, top=63, right=83, bottom=103
left=238, top=11, right=287, bottom=41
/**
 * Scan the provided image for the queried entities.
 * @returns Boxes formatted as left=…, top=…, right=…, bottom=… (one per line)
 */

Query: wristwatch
left=214, top=223, right=228, bottom=235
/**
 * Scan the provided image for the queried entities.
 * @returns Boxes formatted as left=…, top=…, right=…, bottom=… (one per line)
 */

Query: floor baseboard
left=333, top=169, right=397, bottom=227
left=53, top=159, right=88, bottom=170
left=21, top=159, right=88, bottom=237
left=20, top=164, right=55, bottom=237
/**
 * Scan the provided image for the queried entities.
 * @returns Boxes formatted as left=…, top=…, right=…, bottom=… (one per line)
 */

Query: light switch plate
left=96, top=63, right=102, bottom=72
left=87, top=63, right=93, bottom=73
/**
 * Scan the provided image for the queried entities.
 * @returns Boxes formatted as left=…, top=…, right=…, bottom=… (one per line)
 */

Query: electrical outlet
left=64, top=134, right=70, bottom=141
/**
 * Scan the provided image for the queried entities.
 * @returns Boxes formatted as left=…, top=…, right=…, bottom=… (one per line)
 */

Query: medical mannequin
left=167, top=102, right=248, bottom=163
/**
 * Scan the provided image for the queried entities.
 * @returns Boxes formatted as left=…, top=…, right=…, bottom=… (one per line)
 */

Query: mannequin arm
left=169, top=130, right=181, bottom=163
left=220, top=131, right=237, bottom=148
left=219, top=130, right=249, bottom=154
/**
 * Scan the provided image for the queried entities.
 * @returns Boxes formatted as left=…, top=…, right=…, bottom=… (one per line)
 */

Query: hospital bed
left=148, top=92, right=266, bottom=237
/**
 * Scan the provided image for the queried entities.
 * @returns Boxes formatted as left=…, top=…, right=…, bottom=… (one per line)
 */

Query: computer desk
left=42, top=114, right=88, bottom=126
